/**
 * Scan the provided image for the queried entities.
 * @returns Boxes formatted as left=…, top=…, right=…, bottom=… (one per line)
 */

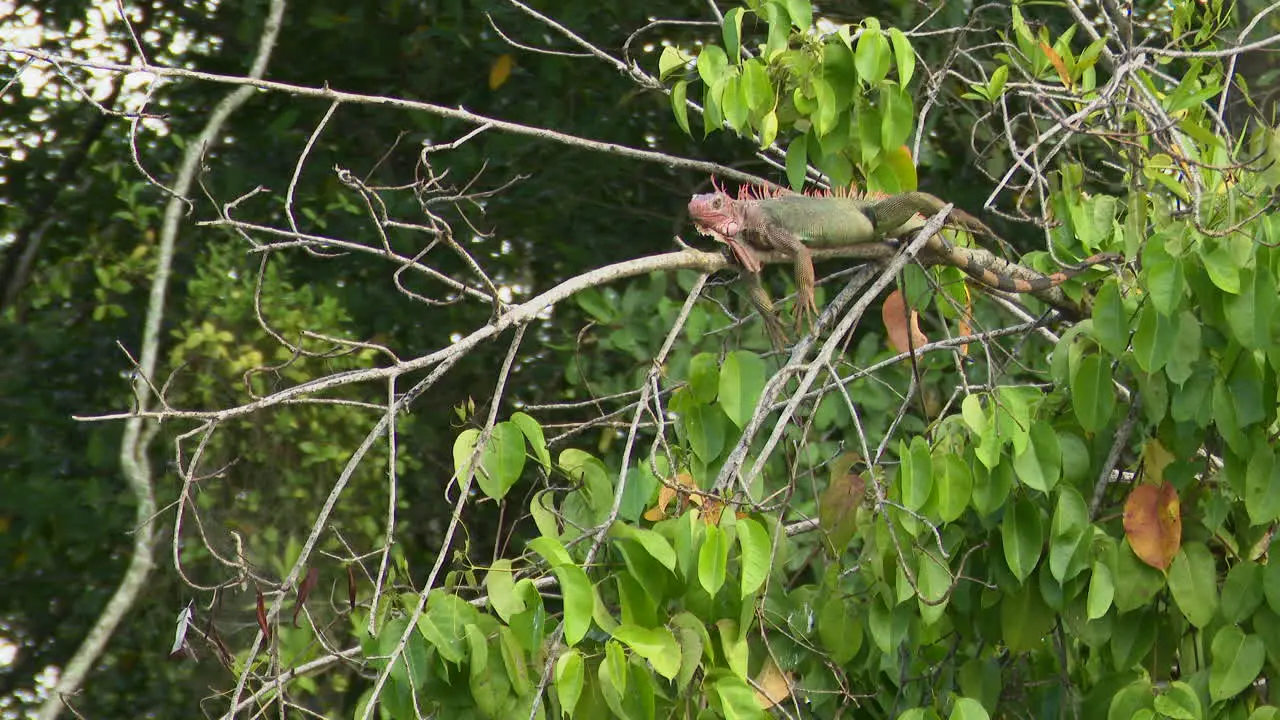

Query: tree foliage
left=3, top=0, right=1280, bottom=719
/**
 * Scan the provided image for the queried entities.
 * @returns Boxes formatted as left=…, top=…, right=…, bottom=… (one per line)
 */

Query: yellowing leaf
left=1142, top=439, right=1175, bottom=484
left=1123, top=481, right=1182, bottom=570
left=1039, top=41, right=1071, bottom=88
left=643, top=472, right=699, bottom=521
left=752, top=656, right=793, bottom=708
left=489, top=54, right=514, bottom=90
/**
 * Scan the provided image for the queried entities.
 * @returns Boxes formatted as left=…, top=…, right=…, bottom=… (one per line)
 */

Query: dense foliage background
left=2, top=0, right=1279, bottom=718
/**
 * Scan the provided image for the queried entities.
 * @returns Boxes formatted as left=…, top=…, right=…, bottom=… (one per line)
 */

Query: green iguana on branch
left=688, top=184, right=1120, bottom=347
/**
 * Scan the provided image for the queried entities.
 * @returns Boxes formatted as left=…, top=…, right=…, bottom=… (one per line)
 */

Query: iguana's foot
left=792, top=290, right=818, bottom=335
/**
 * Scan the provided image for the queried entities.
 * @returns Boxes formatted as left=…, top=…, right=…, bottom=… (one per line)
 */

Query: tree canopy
left=3, top=0, right=1280, bottom=719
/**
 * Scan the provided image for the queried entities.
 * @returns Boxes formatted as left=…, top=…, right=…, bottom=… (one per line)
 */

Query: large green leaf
left=612, top=624, right=680, bottom=680
left=1002, top=497, right=1043, bottom=582
left=699, top=525, right=729, bottom=597
left=1013, top=421, right=1062, bottom=493
left=1167, top=543, right=1219, bottom=628
left=1072, top=354, right=1116, bottom=431
left=719, top=350, right=766, bottom=428
left=736, top=517, right=770, bottom=597
left=1209, top=626, right=1265, bottom=702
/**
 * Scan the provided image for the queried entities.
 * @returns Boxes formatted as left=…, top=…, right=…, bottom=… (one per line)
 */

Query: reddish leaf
left=1123, top=481, right=1182, bottom=570
left=293, top=567, right=318, bottom=627
left=883, top=289, right=928, bottom=354
left=347, top=565, right=358, bottom=610
left=256, top=589, right=271, bottom=641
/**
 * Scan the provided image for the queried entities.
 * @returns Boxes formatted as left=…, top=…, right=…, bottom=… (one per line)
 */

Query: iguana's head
left=688, top=191, right=743, bottom=243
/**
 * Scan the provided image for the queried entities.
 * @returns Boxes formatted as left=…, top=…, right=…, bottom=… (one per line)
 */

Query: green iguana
left=688, top=184, right=1119, bottom=346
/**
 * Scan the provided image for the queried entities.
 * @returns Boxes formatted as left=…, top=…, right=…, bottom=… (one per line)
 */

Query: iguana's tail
left=937, top=243, right=1123, bottom=293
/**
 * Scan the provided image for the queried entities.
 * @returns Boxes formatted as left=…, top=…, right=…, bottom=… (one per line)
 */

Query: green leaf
left=813, top=76, right=838, bottom=137
left=719, top=350, right=766, bottom=428
left=723, top=75, right=748, bottom=130
left=1048, top=486, right=1090, bottom=582
left=1109, top=678, right=1155, bottom=720
left=1166, top=310, right=1202, bottom=385
left=499, top=626, right=532, bottom=696
left=714, top=674, right=763, bottom=720
left=699, top=525, right=729, bottom=597
left=1072, top=354, right=1115, bottom=432
left=416, top=590, right=478, bottom=665
left=486, top=559, right=526, bottom=623
left=612, top=624, right=681, bottom=680
left=950, top=697, right=991, bottom=720
left=1228, top=265, right=1277, bottom=349
left=511, top=412, right=552, bottom=471
left=697, top=45, right=728, bottom=85
left=880, top=85, right=913, bottom=148
left=1132, top=304, right=1178, bottom=374
left=785, top=133, right=809, bottom=190
left=1091, top=281, right=1129, bottom=356
left=1087, top=562, right=1114, bottom=619
left=682, top=400, right=726, bottom=463
left=1001, top=580, right=1054, bottom=651
left=901, top=436, right=934, bottom=511
left=1153, top=681, right=1201, bottom=720
left=658, top=46, right=688, bottom=80
left=737, top=517, right=770, bottom=597
left=1221, top=561, right=1264, bottom=625
left=687, top=353, right=720, bottom=403
left=1201, top=240, right=1242, bottom=294
left=1246, top=444, right=1280, bottom=525
left=933, top=453, right=973, bottom=523
left=1002, top=497, right=1043, bottom=583
left=972, top=461, right=1013, bottom=516
left=888, top=28, right=915, bottom=85
left=818, top=596, right=862, bottom=663
left=1168, top=543, right=1219, bottom=628
left=1209, top=627, right=1265, bottom=702
left=854, top=26, right=890, bottom=84
left=622, top=526, right=677, bottom=571
left=555, top=649, right=584, bottom=719
left=671, top=612, right=705, bottom=693
left=1013, top=421, right=1062, bottom=493
left=961, top=394, right=989, bottom=436
left=529, top=537, right=594, bottom=646
left=474, top=422, right=527, bottom=500
left=716, top=619, right=749, bottom=678
left=759, top=110, right=778, bottom=149
left=599, top=641, right=628, bottom=716
left=1144, top=250, right=1185, bottom=315
left=783, top=0, right=813, bottom=29
left=722, top=8, right=743, bottom=60
left=671, top=80, right=691, bottom=136
left=741, top=59, right=773, bottom=114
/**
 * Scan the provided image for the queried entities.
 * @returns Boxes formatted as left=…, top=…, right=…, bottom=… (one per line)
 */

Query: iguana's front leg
left=757, top=224, right=817, bottom=333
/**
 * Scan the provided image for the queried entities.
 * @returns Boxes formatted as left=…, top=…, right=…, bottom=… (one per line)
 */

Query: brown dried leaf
left=255, top=588, right=271, bottom=641
left=293, top=566, right=318, bottom=627
left=1123, top=481, right=1182, bottom=570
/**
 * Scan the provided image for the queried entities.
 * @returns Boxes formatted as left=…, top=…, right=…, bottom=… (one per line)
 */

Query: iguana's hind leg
left=869, top=193, right=998, bottom=239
